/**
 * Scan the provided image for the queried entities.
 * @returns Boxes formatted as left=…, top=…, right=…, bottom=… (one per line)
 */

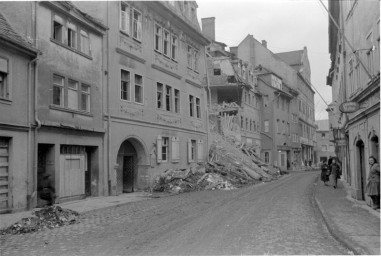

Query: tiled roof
left=275, top=50, right=303, bottom=66
left=0, top=11, right=37, bottom=54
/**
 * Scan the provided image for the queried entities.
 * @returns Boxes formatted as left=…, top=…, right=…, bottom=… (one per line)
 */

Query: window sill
left=50, top=38, right=93, bottom=60
left=0, top=98, right=12, bottom=105
left=50, top=105, right=93, bottom=117
left=121, top=99, right=145, bottom=106
left=157, top=108, right=181, bottom=116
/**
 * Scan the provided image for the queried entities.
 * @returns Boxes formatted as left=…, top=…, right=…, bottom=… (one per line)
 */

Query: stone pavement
left=0, top=192, right=153, bottom=230
left=314, top=175, right=380, bottom=255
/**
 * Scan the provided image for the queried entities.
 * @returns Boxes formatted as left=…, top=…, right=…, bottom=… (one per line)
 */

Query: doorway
left=356, top=140, right=366, bottom=200
left=123, top=155, right=135, bottom=193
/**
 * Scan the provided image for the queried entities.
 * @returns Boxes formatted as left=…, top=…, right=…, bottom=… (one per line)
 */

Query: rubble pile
left=0, top=206, right=79, bottom=235
left=153, top=132, right=284, bottom=194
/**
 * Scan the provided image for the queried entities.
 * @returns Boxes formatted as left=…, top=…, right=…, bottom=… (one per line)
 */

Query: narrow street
left=1, top=171, right=350, bottom=255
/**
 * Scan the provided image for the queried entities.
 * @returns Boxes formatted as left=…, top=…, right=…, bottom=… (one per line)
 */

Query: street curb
left=312, top=175, right=367, bottom=255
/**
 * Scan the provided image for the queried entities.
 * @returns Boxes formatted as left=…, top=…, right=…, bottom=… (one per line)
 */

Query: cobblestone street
left=1, top=172, right=351, bottom=255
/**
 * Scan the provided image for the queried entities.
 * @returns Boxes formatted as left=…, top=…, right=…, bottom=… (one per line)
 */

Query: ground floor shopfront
left=36, top=127, right=105, bottom=205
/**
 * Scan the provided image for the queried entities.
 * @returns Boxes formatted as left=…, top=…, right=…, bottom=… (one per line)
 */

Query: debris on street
left=0, top=206, right=79, bottom=235
left=153, top=130, right=284, bottom=194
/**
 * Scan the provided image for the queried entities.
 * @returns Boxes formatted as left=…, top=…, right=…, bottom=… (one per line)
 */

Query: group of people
left=320, top=156, right=380, bottom=210
left=320, top=157, right=341, bottom=189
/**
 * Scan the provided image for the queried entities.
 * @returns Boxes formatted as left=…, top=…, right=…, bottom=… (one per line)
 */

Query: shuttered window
left=171, top=137, right=180, bottom=162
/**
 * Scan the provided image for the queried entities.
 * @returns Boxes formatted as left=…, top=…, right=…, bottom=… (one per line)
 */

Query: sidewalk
left=0, top=192, right=153, bottom=230
left=314, top=176, right=380, bottom=255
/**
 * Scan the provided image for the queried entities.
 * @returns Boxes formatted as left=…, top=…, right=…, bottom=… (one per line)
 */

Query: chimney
left=262, top=40, right=267, bottom=48
left=230, top=47, right=238, bottom=57
left=201, top=17, right=215, bottom=41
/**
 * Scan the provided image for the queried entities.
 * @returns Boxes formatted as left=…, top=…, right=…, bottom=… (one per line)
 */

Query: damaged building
left=202, top=17, right=262, bottom=154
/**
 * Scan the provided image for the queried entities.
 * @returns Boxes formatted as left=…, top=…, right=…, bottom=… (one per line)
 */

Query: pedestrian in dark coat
left=329, top=158, right=341, bottom=189
left=38, top=173, right=56, bottom=206
left=320, top=160, right=329, bottom=185
left=365, top=156, right=380, bottom=210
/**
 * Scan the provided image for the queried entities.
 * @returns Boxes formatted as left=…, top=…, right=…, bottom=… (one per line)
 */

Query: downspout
left=106, top=1, right=111, bottom=195
left=204, top=47, right=211, bottom=156
left=28, top=1, right=41, bottom=209
left=27, top=56, right=38, bottom=210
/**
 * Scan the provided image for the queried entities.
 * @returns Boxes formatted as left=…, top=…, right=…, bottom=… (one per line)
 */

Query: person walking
left=329, top=158, right=341, bottom=189
left=320, top=159, right=329, bottom=185
left=365, top=156, right=380, bottom=210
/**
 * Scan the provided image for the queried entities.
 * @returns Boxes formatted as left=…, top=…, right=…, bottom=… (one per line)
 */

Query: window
left=81, top=84, right=91, bottom=112
left=189, top=95, right=194, bottom=117
left=196, top=97, right=201, bottom=118
left=157, top=83, right=163, bottom=109
left=0, top=58, right=8, bottom=100
left=161, top=137, right=169, bottom=161
left=120, top=3, right=130, bottom=34
left=187, top=46, right=193, bottom=68
left=171, top=35, right=178, bottom=60
left=67, top=22, right=77, bottom=48
left=165, top=85, right=172, bottom=111
left=53, top=15, right=64, bottom=42
left=264, top=152, right=269, bottom=163
left=53, top=74, right=64, bottom=106
left=171, top=137, right=180, bottom=162
left=193, top=49, right=199, bottom=72
left=187, top=139, right=200, bottom=163
left=355, top=59, right=361, bottom=91
left=246, top=118, right=249, bottom=130
left=263, top=96, right=268, bottom=107
left=264, top=120, right=269, bottom=132
left=52, top=75, right=91, bottom=112
left=276, top=119, right=280, bottom=133
left=174, top=89, right=180, bottom=113
left=80, top=30, right=90, bottom=55
left=133, top=9, right=142, bottom=41
left=68, top=79, right=79, bottom=110
left=276, top=96, right=280, bottom=108
left=134, top=74, right=143, bottom=103
left=241, top=116, right=244, bottom=128
left=214, top=69, right=221, bottom=75
left=163, top=29, right=170, bottom=57
left=227, top=76, right=236, bottom=83
left=321, top=133, right=325, bottom=138
left=187, top=45, right=199, bottom=71
left=121, top=70, right=130, bottom=101
left=154, top=24, right=162, bottom=52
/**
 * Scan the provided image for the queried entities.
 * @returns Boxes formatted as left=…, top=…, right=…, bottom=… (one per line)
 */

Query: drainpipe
left=203, top=47, right=211, bottom=156
left=27, top=1, right=41, bottom=209
left=106, top=1, right=111, bottom=196
left=27, top=56, right=39, bottom=210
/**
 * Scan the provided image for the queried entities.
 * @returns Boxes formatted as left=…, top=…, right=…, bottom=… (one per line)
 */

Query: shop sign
left=339, top=101, right=360, bottom=113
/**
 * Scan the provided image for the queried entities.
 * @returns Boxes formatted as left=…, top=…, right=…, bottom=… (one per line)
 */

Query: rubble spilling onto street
left=153, top=123, right=285, bottom=194
left=0, top=206, right=79, bottom=235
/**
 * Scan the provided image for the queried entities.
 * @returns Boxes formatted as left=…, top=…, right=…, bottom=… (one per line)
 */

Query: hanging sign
left=339, top=101, right=360, bottom=113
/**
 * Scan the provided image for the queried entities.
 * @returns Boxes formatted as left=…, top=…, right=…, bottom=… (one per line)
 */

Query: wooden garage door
left=59, top=154, right=85, bottom=198
left=0, top=138, right=10, bottom=211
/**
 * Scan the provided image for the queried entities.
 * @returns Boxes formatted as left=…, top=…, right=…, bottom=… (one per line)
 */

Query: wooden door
left=60, top=155, right=85, bottom=198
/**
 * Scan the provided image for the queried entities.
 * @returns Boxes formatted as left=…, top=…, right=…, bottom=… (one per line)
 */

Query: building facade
left=0, top=1, right=107, bottom=209
left=237, top=35, right=300, bottom=170
left=326, top=0, right=380, bottom=205
left=74, top=1, right=210, bottom=195
left=202, top=18, right=261, bottom=152
left=315, top=119, right=335, bottom=163
left=276, top=48, right=316, bottom=166
left=0, top=11, right=38, bottom=212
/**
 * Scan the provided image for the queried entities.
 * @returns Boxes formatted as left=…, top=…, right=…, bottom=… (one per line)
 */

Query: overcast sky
left=197, top=0, right=331, bottom=121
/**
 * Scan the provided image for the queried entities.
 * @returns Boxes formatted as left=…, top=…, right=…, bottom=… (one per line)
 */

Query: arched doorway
left=356, top=140, right=366, bottom=200
left=116, top=137, right=148, bottom=194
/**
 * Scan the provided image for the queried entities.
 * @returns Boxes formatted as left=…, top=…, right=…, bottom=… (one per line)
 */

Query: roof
left=316, top=119, right=330, bottom=131
left=275, top=50, right=303, bottom=66
left=0, top=11, right=38, bottom=54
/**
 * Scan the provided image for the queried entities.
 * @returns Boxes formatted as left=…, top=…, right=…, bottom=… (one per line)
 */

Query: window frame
left=196, top=97, right=201, bottom=118
left=134, top=74, right=143, bottom=104
left=174, top=89, right=180, bottom=113
left=121, top=69, right=131, bottom=101
left=0, top=57, right=9, bottom=100
left=163, top=29, right=170, bottom=57
left=154, top=23, right=162, bottom=53
left=157, top=82, right=163, bottom=109
left=171, top=34, right=178, bottom=61
left=120, top=2, right=131, bottom=35
left=132, top=8, right=142, bottom=42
